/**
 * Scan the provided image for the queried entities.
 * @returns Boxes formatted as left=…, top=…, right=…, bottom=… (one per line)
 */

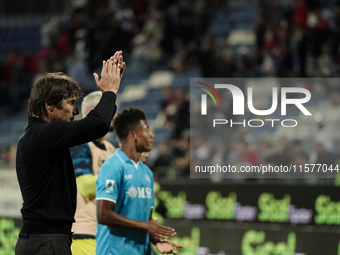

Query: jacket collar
left=28, top=116, right=47, bottom=126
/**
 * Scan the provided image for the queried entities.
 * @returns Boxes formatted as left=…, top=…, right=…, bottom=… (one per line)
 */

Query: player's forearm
left=97, top=209, right=147, bottom=231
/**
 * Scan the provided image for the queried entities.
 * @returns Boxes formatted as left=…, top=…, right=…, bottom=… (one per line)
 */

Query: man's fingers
left=115, top=63, right=120, bottom=75
left=160, top=226, right=175, bottom=232
left=105, top=59, right=111, bottom=74
left=113, top=51, right=120, bottom=60
left=108, top=51, right=124, bottom=78
left=109, top=59, right=115, bottom=76
left=93, top=73, right=105, bottom=92
left=111, top=50, right=121, bottom=62
left=120, top=62, right=126, bottom=77
left=160, top=225, right=175, bottom=232
left=158, top=228, right=176, bottom=236
left=171, top=249, right=178, bottom=255
left=93, top=73, right=99, bottom=84
left=100, top=61, right=106, bottom=77
left=174, top=243, right=183, bottom=248
left=112, top=61, right=117, bottom=74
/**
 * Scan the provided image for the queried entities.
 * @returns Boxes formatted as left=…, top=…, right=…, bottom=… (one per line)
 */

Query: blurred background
left=0, top=0, right=340, bottom=254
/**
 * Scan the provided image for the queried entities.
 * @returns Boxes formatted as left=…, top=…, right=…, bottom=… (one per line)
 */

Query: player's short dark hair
left=114, top=107, right=146, bottom=139
left=28, top=72, right=82, bottom=118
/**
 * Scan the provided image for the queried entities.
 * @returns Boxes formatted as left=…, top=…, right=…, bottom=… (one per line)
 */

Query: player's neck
left=120, top=143, right=140, bottom=162
left=96, top=136, right=105, bottom=144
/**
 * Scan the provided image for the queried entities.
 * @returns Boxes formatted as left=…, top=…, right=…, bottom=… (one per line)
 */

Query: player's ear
left=129, top=130, right=136, bottom=139
left=45, top=102, right=53, bottom=112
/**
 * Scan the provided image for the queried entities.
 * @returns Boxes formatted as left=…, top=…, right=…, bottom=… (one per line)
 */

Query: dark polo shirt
left=16, top=91, right=116, bottom=234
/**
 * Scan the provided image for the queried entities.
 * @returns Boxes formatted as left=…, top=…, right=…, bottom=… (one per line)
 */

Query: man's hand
left=144, top=219, right=176, bottom=240
left=93, top=51, right=123, bottom=94
left=109, top=51, right=125, bottom=79
left=156, top=240, right=183, bottom=254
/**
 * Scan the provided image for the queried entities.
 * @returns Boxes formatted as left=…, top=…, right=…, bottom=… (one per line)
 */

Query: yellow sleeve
left=76, top=175, right=98, bottom=199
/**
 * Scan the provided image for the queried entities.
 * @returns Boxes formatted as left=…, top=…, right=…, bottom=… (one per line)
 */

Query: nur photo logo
left=195, top=80, right=313, bottom=128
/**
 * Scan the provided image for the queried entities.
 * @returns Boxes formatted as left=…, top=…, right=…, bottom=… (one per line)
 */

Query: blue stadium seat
left=145, top=89, right=163, bottom=102
left=0, top=26, right=41, bottom=61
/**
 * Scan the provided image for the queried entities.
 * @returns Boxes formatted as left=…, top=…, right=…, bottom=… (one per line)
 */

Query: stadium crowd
left=1, top=0, right=340, bottom=184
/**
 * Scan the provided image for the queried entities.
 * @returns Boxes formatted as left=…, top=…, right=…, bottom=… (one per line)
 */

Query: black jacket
left=16, top=91, right=116, bottom=234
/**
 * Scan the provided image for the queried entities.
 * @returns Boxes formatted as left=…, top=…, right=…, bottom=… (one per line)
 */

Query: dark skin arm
left=96, top=200, right=176, bottom=240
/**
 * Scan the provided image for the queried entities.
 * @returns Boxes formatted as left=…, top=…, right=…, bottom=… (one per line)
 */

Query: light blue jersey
left=96, top=149, right=155, bottom=255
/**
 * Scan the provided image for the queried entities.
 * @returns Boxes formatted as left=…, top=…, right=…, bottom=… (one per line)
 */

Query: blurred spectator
left=314, top=122, right=334, bottom=153
left=210, top=147, right=229, bottom=182
left=172, top=88, right=190, bottom=139
left=198, top=32, right=215, bottom=77
left=66, top=52, right=94, bottom=94
left=23, top=49, right=38, bottom=77
left=101, top=15, right=126, bottom=62
left=131, top=10, right=164, bottom=74
left=314, top=142, right=336, bottom=171
left=328, top=89, right=340, bottom=106
left=263, top=142, right=280, bottom=166
left=150, top=142, right=174, bottom=177
left=172, top=135, right=190, bottom=178
left=277, top=136, right=294, bottom=166
left=293, top=140, right=308, bottom=159
left=176, top=0, right=195, bottom=44
left=292, top=0, right=309, bottom=26
left=329, top=7, right=340, bottom=64
left=58, top=30, right=72, bottom=56
left=3, top=49, right=23, bottom=90
left=235, top=141, right=259, bottom=166
left=309, top=8, right=328, bottom=59
left=160, top=87, right=177, bottom=128
left=114, top=1, right=138, bottom=53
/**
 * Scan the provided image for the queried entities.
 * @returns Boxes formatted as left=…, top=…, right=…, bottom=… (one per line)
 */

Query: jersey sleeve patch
left=105, top=179, right=115, bottom=190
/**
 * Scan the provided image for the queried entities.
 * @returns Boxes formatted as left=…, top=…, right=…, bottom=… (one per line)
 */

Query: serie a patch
left=105, top=179, right=115, bottom=190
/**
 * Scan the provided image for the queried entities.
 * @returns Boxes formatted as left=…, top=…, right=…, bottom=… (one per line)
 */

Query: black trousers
left=15, top=232, right=73, bottom=255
